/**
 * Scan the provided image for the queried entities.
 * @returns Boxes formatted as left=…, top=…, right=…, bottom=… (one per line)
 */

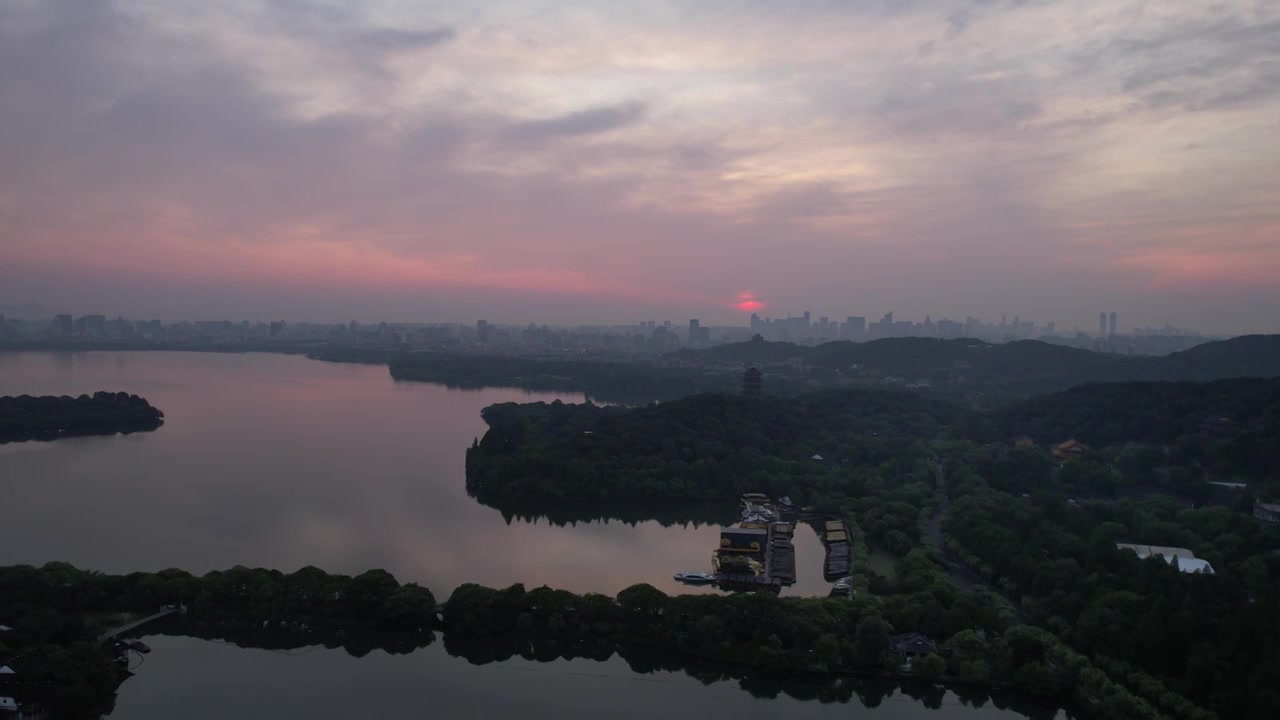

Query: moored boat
left=674, top=571, right=717, bottom=584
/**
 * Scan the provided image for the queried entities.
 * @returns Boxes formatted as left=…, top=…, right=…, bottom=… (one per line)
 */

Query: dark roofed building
left=1255, top=502, right=1280, bottom=524
left=890, top=632, right=936, bottom=658
left=0, top=647, right=49, bottom=683
left=1052, top=439, right=1090, bottom=462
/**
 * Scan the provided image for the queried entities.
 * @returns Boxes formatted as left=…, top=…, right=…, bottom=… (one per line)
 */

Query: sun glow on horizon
left=734, top=291, right=765, bottom=312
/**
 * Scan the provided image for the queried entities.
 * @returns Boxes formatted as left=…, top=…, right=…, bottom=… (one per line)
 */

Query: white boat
left=674, top=571, right=718, bottom=583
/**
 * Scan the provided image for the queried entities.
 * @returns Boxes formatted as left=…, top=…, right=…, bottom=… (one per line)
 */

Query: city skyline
left=2, top=1, right=1278, bottom=333
left=4, top=304, right=1210, bottom=340
left=0, top=306, right=1217, bottom=360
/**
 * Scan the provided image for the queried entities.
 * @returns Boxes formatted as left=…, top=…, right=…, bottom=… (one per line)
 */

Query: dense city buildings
left=0, top=307, right=1215, bottom=358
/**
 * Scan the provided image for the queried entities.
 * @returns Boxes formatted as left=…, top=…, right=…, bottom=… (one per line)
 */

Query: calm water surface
left=114, top=634, right=1055, bottom=720
left=0, top=351, right=826, bottom=596
left=1, top=352, right=1065, bottom=719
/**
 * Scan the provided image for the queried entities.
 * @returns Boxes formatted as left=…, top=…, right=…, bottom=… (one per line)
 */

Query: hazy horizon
left=0, top=301, right=1242, bottom=338
left=3, top=1, right=1278, bottom=334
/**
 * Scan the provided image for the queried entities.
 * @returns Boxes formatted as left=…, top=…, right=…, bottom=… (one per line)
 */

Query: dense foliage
left=973, top=379, right=1280, bottom=485
left=0, top=563, right=436, bottom=718
left=0, top=392, right=164, bottom=443
left=440, top=580, right=1185, bottom=720
left=466, top=390, right=959, bottom=501
left=942, top=449, right=1280, bottom=719
left=0, top=563, right=436, bottom=633
left=987, top=378, right=1280, bottom=446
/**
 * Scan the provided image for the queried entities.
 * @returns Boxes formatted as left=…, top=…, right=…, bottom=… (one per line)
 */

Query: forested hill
left=685, top=334, right=1280, bottom=378
left=673, top=334, right=1280, bottom=401
left=987, top=377, right=1280, bottom=447
left=1160, top=334, right=1280, bottom=379
left=465, top=389, right=960, bottom=501
left=0, top=392, right=165, bottom=443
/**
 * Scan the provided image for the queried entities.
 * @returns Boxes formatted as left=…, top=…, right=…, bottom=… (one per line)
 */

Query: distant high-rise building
left=1099, top=312, right=1107, bottom=338
left=52, top=314, right=73, bottom=335
left=844, top=316, right=866, bottom=340
left=1109, top=312, right=1117, bottom=337
left=477, top=319, right=490, bottom=344
left=74, top=314, right=106, bottom=337
left=688, top=318, right=707, bottom=346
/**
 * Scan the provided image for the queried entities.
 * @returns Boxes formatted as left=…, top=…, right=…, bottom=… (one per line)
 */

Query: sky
left=1, top=0, right=1277, bottom=333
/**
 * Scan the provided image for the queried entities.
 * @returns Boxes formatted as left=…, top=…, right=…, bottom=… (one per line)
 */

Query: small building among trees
left=1052, top=439, right=1090, bottom=462
left=890, top=632, right=937, bottom=659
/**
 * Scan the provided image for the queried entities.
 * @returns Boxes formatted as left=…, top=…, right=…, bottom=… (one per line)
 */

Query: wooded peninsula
left=466, top=376, right=1280, bottom=720
left=0, top=393, right=164, bottom=443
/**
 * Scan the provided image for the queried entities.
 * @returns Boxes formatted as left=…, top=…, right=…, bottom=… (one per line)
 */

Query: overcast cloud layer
left=1, top=0, right=1277, bottom=332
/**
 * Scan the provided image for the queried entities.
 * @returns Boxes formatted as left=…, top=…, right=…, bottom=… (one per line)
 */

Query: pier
left=766, top=522, right=796, bottom=586
left=820, top=519, right=852, bottom=582
left=98, top=607, right=178, bottom=642
left=706, top=494, right=854, bottom=594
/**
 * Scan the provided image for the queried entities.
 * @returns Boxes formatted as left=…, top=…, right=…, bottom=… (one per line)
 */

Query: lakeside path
left=99, top=607, right=178, bottom=641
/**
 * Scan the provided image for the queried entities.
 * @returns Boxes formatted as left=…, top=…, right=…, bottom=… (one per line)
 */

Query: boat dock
left=766, top=522, right=796, bottom=586
left=705, top=494, right=853, bottom=593
left=711, top=496, right=801, bottom=593
left=820, top=519, right=852, bottom=582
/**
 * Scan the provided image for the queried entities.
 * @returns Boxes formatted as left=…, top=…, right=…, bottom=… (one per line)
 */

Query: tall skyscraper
left=1099, top=312, right=1107, bottom=338
left=1109, top=312, right=1117, bottom=337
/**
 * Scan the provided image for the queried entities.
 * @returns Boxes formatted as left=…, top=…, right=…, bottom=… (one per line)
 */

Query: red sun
left=734, top=292, right=765, bottom=312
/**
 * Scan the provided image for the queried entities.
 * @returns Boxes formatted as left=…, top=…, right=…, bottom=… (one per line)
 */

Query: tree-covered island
left=0, top=393, right=164, bottom=443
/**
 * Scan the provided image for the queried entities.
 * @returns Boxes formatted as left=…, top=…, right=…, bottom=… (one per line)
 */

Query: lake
left=114, top=632, right=1058, bottom=720
left=0, top=351, right=777, bottom=596
left=0, top=351, right=1066, bottom=718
